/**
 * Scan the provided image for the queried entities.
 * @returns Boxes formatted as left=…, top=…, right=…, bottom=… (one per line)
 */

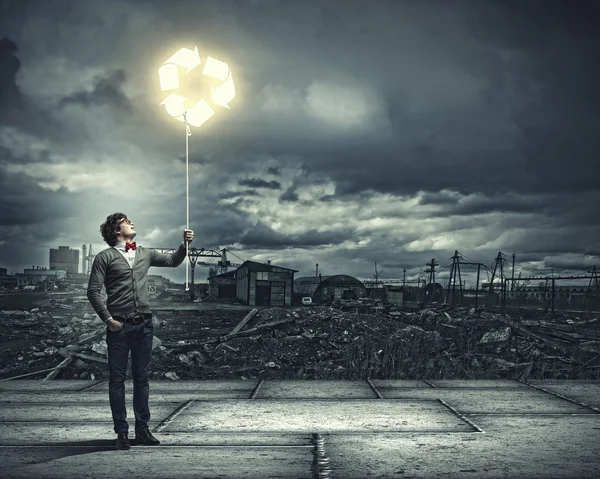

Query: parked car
left=301, top=297, right=313, bottom=306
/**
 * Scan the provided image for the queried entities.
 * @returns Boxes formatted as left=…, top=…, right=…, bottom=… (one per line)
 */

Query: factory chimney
left=82, top=245, right=87, bottom=275
left=316, top=263, right=319, bottom=277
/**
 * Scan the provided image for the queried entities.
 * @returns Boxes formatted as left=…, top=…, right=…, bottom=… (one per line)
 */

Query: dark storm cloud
left=0, top=37, right=22, bottom=114
left=468, top=0, right=600, bottom=195
left=0, top=36, right=68, bottom=140
left=196, top=207, right=253, bottom=247
left=0, top=167, right=63, bottom=226
left=219, top=189, right=261, bottom=199
left=266, top=166, right=281, bottom=175
left=59, top=69, right=132, bottom=112
left=238, top=177, right=281, bottom=189
left=431, top=193, right=550, bottom=216
left=418, top=191, right=460, bottom=206
left=279, top=186, right=298, bottom=202
left=0, top=142, right=56, bottom=166
left=543, top=256, right=598, bottom=273
left=0, top=163, right=86, bottom=272
left=240, top=221, right=355, bottom=249
left=227, top=0, right=600, bottom=204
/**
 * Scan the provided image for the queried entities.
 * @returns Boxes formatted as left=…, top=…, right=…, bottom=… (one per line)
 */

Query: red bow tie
left=125, top=242, right=137, bottom=251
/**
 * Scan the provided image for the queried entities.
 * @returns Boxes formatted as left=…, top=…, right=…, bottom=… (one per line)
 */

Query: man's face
left=117, top=217, right=136, bottom=239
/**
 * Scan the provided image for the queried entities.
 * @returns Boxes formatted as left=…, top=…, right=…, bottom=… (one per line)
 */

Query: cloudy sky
left=0, top=0, right=599, bottom=287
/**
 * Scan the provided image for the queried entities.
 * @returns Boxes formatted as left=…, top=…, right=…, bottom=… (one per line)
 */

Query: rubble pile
left=1, top=301, right=599, bottom=382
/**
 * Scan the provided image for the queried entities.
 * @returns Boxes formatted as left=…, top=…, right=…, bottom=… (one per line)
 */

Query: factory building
left=294, top=275, right=367, bottom=304
left=23, top=266, right=67, bottom=281
left=208, top=270, right=237, bottom=300
left=50, top=246, right=79, bottom=274
left=236, top=261, right=296, bottom=306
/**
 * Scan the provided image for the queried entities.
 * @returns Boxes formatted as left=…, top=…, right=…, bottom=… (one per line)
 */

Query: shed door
left=256, top=281, right=270, bottom=306
left=342, top=289, right=357, bottom=299
left=218, top=284, right=236, bottom=298
left=271, top=281, right=285, bottom=307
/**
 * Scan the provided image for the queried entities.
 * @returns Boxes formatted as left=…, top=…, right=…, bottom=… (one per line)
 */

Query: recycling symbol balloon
left=158, top=46, right=235, bottom=127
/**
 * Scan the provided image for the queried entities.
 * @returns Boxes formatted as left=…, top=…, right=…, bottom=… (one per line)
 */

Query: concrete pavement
left=0, top=379, right=599, bottom=478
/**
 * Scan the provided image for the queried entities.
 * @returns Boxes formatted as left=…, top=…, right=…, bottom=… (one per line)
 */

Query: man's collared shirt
left=113, top=241, right=136, bottom=268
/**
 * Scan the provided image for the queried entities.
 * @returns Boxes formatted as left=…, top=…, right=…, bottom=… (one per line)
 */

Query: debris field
left=1, top=293, right=599, bottom=382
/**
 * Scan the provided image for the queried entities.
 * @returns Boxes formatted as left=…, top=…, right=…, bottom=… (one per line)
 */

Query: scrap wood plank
left=227, top=308, right=258, bottom=336
left=181, top=317, right=299, bottom=346
left=43, top=356, right=73, bottom=381
left=0, top=357, right=73, bottom=383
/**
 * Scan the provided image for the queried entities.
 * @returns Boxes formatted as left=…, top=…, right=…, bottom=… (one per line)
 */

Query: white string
left=183, top=111, right=192, bottom=291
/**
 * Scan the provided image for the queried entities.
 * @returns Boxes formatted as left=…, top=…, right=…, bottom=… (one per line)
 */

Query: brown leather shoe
left=116, top=432, right=131, bottom=450
left=135, top=427, right=160, bottom=445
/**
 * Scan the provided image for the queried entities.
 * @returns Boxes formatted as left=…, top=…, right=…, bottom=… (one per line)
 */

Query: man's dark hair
left=100, top=213, right=128, bottom=246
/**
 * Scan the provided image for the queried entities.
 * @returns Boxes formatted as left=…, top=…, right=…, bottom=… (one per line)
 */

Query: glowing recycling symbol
left=158, top=46, right=235, bottom=127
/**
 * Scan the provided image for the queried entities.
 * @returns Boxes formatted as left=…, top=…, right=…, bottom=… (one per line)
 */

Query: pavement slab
left=0, top=447, right=316, bottom=479
left=526, top=380, right=600, bottom=409
left=1, top=379, right=599, bottom=479
left=162, top=399, right=473, bottom=433
left=324, top=415, right=600, bottom=479
left=369, top=379, right=433, bottom=388
left=374, top=385, right=590, bottom=413
left=255, top=379, right=377, bottom=398
left=0, top=424, right=312, bottom=446
left=0, top=403, right=182, bottom=422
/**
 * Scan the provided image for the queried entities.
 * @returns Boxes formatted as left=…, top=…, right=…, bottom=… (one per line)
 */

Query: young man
left=87, top=213, right=194, bottom=450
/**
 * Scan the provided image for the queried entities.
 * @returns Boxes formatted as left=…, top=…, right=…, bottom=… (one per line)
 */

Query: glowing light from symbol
left=158, top=46, right=235, bottom=127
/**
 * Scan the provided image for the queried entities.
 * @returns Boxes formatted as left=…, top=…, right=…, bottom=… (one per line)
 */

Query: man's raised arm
left=150, top=242, right=187, bottom=267
left=87, top=255, right=111, bottom=323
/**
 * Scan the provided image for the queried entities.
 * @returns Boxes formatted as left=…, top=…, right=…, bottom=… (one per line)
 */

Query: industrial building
left=208, top=270, right=237, bottom=300
left=23, top=266, right=67, bottom=281
left=206, top=261, right=297, bottom=306
left=294, top=275, right=367, bottom=304
left=50, top=246, right=79, bottom=274
left=236, top=261, right=297, bottom=306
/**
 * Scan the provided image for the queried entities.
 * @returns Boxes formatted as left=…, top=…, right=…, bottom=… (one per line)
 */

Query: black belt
left=114, top=312, right=152, bottom=323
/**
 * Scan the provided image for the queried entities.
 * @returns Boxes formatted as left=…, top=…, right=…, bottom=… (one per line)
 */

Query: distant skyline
left=1, top=0, right=599, bottom=287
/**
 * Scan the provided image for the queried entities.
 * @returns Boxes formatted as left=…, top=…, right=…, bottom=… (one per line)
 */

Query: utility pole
left=585, top=265, right=599, bottom=309
left=475, top=264, right=481, bottom=308
left=446, top=250, right=464, bottom=307
left=425, top=258, right=439, bottom=303
left=373, top=262, right=383, bottom=301
left=511, top=254, right=515, bottom=292
left=486, top=252, right=505, bottom=310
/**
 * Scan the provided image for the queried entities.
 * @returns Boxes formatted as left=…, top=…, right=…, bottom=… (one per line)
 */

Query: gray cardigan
left=87, top=243, right=187, bottom=323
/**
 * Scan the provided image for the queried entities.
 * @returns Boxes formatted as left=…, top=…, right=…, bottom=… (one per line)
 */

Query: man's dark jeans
left=106, top=317, right=154, bottom=435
